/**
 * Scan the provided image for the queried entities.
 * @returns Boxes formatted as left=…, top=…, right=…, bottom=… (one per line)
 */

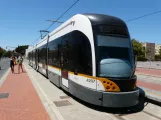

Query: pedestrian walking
left=18, top=56, right=23, bottom=73
left=10, top=56, right=14, bottom=73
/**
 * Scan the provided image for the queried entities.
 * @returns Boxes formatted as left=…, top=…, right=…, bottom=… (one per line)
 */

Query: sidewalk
left=0, top=65, right=51, bottom=120
left=136, top=68, right=161, bottom=77
left=136, top=68, right=161, bottom=105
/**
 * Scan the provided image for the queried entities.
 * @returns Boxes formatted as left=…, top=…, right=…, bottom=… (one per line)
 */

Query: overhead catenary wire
left=45, top=0, right=80, bottom=31
left=31, top=0, right=80, bottom=45
left=125, top=10, right=161, bottom=23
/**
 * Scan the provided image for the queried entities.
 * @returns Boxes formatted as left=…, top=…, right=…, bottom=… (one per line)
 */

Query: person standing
left=10, top=56, right=14, bottom=73
left=18, top=56, right=23, bottom=73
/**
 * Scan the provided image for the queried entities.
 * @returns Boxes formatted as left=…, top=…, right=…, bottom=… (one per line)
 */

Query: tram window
left=35, top=50, right=38, bottom=62
left=39, top=44, right=47, bottom=64
left=33, top=51, right=35, bottom=61
left=48, top=31, right=92, bottom=75
left=38, top=48, right=40, bottom=63
left=48, top=40, right=55, bottom=66
left=59, top=33, right=75, bottom=71
left=39, top=47, right=43, bottom=63
left=30, top=52, right=31, bottom=61
left=31, top=52, right=33, bottom=60
left=48, top=38, right=61, bottom=67
left=70, top=31, right=92, bottom=75
left=61, top=34, right=70, bottom=70
left=98, top=46, right=129, bottom=60
left=28, top=52, right=30, bottom=61
left=97, top=35, right=130, bottom=61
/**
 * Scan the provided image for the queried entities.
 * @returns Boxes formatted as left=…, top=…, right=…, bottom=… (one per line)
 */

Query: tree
left=15, top=45, right=29, bottom=56
left=132, top=39, right=147, bottom=61
left=159, top=48, right=161, bottom=57
left=0, top=47, right=5, bottom=58
left=155, top=48, right=161, bottom=61
left=132, top=39, right=145, bottom=56
left=155, top=55, right=161, bottom=61
left=2, top=51, right=12, bottom=57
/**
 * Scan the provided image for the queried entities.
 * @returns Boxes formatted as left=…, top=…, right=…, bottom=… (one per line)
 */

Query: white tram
left=27, top=13, right=140, bottom=107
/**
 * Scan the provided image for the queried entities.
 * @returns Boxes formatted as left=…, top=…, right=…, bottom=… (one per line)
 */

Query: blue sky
left=0, top=0, right=161, bottom=50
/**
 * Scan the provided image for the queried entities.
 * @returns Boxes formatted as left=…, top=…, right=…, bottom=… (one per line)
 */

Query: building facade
left=142, top=42, right=161, bottom=60
left=155, top=44, right=161, bottom=55
left=142, top=42, right=155, bottom=60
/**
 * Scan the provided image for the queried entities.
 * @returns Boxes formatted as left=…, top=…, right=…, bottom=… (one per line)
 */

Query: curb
left=145, top=95, right=161, bottom=106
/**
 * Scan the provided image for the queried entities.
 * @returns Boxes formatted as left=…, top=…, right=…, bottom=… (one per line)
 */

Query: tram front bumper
left=102, top=89, right=140, bottom=107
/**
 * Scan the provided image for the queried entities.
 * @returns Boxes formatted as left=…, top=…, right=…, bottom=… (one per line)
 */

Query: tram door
left=60, top=39, right=69, bottom=89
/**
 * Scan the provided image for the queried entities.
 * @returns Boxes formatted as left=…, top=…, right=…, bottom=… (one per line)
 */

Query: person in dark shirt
left=10, top=56, right=14, bottom=73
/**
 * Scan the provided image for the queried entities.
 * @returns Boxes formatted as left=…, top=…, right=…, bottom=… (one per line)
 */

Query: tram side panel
left=48, top=38, right=61, bottom=87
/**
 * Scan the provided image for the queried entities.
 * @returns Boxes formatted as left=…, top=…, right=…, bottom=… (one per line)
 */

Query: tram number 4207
left=86, top=78, right=95, bottom=83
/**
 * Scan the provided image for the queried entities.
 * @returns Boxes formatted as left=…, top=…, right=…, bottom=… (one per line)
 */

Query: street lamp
left=6, top=46, right=17, bottom=54
left=6, top=46, right=16, bottom=50
left=39, top=30, right=50, bottom=39
left=6, top=46, right=22, bottom=57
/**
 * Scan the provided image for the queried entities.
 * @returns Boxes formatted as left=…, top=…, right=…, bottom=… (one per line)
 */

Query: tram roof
left=83, top=13, right=127, bottom=27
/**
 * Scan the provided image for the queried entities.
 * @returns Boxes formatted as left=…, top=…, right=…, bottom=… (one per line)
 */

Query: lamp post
left=39, top=30, right=50, bottom=39
left=6, top=46, right=16, bottom=54
left=6, top=46, right=16, bottom=50
left=6, top=46, right=21, bottom=57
